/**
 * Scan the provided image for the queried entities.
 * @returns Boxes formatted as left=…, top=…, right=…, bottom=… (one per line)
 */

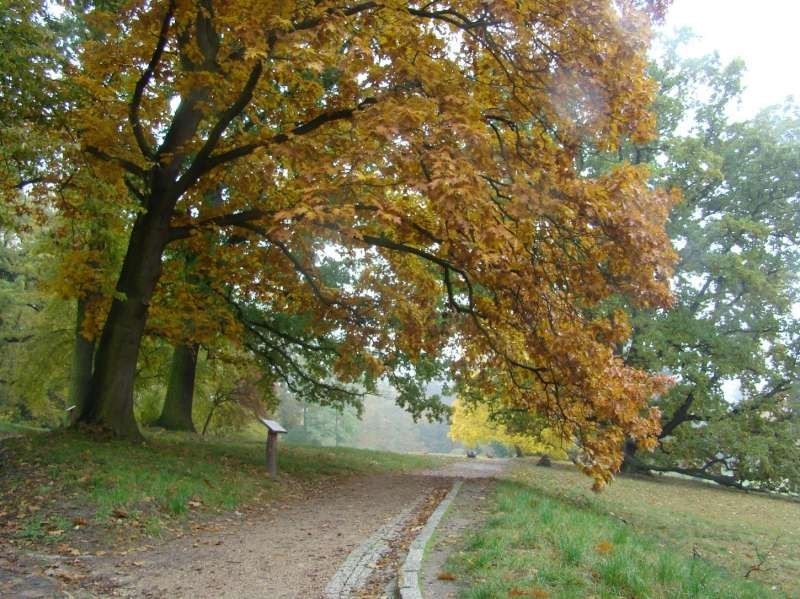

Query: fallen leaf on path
left=437, top=571, right=456, bottom=581
left=57, top=543, right=81, bottom=556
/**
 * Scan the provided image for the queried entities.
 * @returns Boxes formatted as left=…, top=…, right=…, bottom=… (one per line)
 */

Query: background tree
left=449, top=397, right=568, bottom=459
left=609, top=38, right=800, bottom=492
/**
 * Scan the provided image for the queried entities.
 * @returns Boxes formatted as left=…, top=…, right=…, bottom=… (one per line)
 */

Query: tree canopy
left=449, top=397, right=568, bottom=458
left=5, top=0, right=679, bottom=487
left=609, top=39, right=800, bottom=492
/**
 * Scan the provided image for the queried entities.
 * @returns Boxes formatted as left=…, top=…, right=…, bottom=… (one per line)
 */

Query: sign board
left=259, top=417, right=287, bottom=434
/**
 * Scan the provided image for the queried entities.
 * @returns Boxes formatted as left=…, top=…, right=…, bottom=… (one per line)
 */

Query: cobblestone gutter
left=397, top=480, right=463, bottom=599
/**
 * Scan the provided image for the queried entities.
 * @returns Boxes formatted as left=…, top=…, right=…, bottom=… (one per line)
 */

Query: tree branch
left=168, top=208, right=267, bottom=241
left=130, top=0, right=175, bottom=160
left=198, top=97, right=377, bottom=174
left=176, top=60, right=264, bottom=196
left=659, top=391, right=699, bottom=439
left=85, top=146, right=147, bottom=179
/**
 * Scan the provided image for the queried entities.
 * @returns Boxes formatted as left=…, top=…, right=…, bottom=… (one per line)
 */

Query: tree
left=37, top=1, right=675, bottom=486
left=449, top=397, right=568, bottom=458
left=615, top=40, right=800, bottom=492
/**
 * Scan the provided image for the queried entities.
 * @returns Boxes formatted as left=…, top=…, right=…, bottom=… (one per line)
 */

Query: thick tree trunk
left=156, top=343, right=199, bottom=432
left=75, top=199, right=173, bottom=439
left=68, top=298, right=95, bottom=420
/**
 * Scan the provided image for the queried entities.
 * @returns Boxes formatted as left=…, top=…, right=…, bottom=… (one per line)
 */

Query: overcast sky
left=659, top=0, right=800, bottom=119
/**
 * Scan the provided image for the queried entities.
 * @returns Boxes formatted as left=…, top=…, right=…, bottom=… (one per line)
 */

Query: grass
left=447, top=461, right=799, bottom=598
left=0, top=426, right=442, bottom=548
left=0, top=420, right=47, bottom=438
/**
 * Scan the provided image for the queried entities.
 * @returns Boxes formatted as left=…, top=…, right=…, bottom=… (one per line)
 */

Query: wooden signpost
left=259, top=418, right=287, bottom=477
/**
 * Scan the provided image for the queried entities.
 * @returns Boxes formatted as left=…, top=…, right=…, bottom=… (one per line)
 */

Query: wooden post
left=266, top=430, right=278, bottom=477
left=259, top=418, right=286, bottom=478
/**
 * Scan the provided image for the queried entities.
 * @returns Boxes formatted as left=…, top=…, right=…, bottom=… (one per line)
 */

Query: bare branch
left=85, top=146, right=147, bottom=179
left=176, top=60, right=264, bottom=196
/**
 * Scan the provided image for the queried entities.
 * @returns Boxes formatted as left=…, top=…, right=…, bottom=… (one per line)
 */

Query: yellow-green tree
left=449, top=398, right=568, bottom=459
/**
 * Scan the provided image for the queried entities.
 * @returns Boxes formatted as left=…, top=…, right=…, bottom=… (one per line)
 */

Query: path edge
left=397, top=479, right=463, bottom=599
left=323, top=496, right=425, bottom=599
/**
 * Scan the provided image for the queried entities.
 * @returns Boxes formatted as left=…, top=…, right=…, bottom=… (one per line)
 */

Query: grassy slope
left=448, top=462, right=798, bottom=598
left=0, top=427, right=441, bottom=547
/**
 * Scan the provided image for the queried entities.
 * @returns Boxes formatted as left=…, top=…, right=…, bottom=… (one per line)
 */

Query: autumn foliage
left=17, top=1, right=676, bottom=486
left=449, top=398, right=568, bottom=459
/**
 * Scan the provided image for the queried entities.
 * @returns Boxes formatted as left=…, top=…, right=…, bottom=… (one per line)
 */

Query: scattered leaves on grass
left=509, top=588, right=549, bottom=598
left=595, top=540, right=614, bottom=554
left=57, top=543, right=81, bottom=556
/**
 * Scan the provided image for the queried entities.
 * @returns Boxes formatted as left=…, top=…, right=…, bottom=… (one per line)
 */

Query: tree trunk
left=75, top=199, right=173, bottom=439
left=156, top=343, right=199, bottom=432
left=620, top=438, right=646, bottom=474
left=68, top=298, right=95, bottom=421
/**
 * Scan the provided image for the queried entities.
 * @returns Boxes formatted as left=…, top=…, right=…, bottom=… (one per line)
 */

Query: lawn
left=0, top=426, right=442, bottom=548
left=447, top=461, right=799, bottom=598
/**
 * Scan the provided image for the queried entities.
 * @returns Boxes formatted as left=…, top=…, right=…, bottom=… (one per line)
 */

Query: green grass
left=0, top=426, right=442, bottom=545
left=0, top=420, right=47, bottom=437
left=509, top=462, right=798, bottom=596
left=448, top=480, right=778, bottom=599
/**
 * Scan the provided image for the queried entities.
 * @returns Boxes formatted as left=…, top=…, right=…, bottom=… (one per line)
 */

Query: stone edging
left=397, top=480, right=463, bottom=599
left=323, top=496, right=424, bottom=599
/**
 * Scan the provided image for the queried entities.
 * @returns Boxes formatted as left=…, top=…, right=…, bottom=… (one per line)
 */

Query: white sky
left=659, top=0, right=800, bottom=119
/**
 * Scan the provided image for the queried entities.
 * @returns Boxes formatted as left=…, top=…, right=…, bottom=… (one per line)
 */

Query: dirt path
left=2, top=458, right=508, bottom=598
left=87, top=474, right=449, bottom=598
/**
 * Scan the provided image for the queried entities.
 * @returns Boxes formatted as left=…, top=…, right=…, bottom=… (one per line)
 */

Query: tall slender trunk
left=156, top=343, right=199, bottom=432
left=75, top=197, right=173, bottom=439
left=68, top=298, right=95, bottom=421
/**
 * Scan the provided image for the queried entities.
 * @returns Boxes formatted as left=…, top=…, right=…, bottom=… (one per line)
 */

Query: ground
left=2, top=431, right=797, bottom=598
left=0, top=441, right=505, bottom=599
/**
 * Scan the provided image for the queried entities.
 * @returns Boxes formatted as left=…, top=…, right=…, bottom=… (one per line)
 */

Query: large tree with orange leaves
left=35, top=0, right=675, bottom=486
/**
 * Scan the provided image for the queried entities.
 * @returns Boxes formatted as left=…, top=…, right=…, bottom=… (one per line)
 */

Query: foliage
left=611, top=37, right=800, bottom=492
left=0, top=222, right=79, bottom=424
left=0, top=0, right=65, bottom=211
left=449, top=398, right=568, bottom=458
left=278, top=393, right=360, bottom=447
left=449, top=477, right=780, bottom=599
left=21, top=0, right=679, bottom=487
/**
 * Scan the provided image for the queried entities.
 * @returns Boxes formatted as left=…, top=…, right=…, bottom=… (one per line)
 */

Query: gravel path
left=89, top=474, right=451, bottom=598
left=2, top=458, right=508, bottom=598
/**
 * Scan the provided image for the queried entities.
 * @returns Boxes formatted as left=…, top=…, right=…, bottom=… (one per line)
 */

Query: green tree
left=617, top=40, right=800, bottom=492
